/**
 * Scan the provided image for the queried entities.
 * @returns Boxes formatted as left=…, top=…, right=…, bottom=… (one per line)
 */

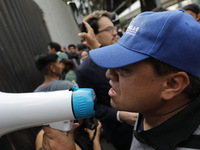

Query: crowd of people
left=34, top=10, right=136, bottom=150
left=1, top=2, right=200, bottom=150
left=40, top=3, right=200, bottom=150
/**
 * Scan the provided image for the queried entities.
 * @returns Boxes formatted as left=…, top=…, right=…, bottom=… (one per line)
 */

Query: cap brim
left=90, top=43, right=150, bottom=69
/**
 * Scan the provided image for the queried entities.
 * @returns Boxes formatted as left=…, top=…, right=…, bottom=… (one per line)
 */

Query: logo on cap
left=126, top=25, right=139, bottom=36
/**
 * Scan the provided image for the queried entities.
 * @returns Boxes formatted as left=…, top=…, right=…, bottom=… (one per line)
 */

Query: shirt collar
left=134, top=95, right=200, bottom=150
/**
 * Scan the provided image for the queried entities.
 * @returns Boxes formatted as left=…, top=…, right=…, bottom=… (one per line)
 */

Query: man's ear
left=161, top=72, right=190, bottom=100
left=50, top=65, right=56, bottom=73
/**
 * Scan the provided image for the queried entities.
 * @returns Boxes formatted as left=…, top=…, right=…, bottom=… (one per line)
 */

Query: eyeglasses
left=98, top=26, right=117, bottom=34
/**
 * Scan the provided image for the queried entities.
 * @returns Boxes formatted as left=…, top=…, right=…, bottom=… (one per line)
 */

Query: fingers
left=83, top=21, right=93, bottom=33
left=119, top=111, right=139, bottom=126
left=78, top=32, right=88, bottom=39
left=42, top=126, right=61, bottom=136
left=78, top=21, right=101, bottom=49
left=78, top=21, right=93, bottom=37
left=42, top=122, right=79, bottom=139
left=42, top=123, right=79, bottom=150
left=97, top=121, right=102, bottom=127
left=67, top=123, right=79, bottom=137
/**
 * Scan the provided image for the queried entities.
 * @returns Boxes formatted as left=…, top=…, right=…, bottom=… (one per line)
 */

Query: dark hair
left=60, top=59, right=76, bottom=73
left=182, top=3, right=200, bottom=15
left=68, top=44, right=76, bottom=49
left=48, top=42, right=61, bottom=52
left=84, top=10, right=111, bottom=34
left=77, top=44, right=88, bottom=51
left=35, top=52, right=58, bottom=75
left=144, top=58, right=200, bottom=99
left=117, top=31, right=123, bottom=37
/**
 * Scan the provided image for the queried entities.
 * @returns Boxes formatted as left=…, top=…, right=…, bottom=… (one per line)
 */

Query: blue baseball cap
left=90, top=10, right=200, bottom=77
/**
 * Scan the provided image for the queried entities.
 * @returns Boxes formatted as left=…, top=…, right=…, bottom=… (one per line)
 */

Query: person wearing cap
left=41, top=10, right=200, bottom=150
left=89, top=10, right=200, bottom=149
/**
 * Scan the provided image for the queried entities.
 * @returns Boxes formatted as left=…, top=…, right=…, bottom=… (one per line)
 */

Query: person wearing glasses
left=79, top=10, right=118, bottom=47
left=76, top=10, right=137, bottom=150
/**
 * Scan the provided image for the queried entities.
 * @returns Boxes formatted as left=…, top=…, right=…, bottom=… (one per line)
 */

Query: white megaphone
left=0, top=86, right=95, bottom=136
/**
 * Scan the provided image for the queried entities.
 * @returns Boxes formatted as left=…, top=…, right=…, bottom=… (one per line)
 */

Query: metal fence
left=0, top=0, right=51, bottom=92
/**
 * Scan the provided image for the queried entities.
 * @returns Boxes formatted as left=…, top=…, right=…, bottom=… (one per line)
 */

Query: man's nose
left=106, top=69, right=119, bottom=81
left=112, top=29, right=117, bottom=35
left=105, top=69, right=111, bottom=79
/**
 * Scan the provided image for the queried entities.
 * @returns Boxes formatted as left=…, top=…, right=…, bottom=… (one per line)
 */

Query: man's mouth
left=108, top=88, right=117, bottom=97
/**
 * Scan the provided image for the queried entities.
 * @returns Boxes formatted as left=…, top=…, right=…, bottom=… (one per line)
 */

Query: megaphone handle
left=47, top=120, right=73, bottom=135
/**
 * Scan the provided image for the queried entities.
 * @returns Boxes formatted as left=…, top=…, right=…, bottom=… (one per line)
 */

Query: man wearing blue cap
left=42, top=10, right=200, bottom=150
left=90, top=10, right=200, bottom=150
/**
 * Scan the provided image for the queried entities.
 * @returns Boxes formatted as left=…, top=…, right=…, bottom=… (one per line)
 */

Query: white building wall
left=33, top=0, right=81, bottom=48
